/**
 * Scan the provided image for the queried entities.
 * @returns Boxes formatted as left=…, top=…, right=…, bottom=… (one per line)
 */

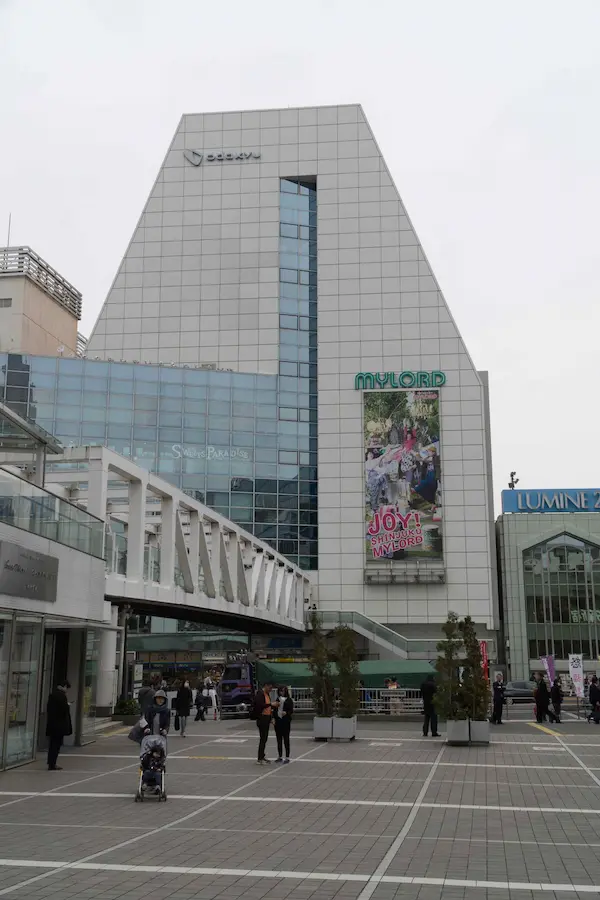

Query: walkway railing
left=221, top=687, right=424, bottom=718
left=0, top=466, right=104, bottom=558
left=316, top=610, right=439, bottom=658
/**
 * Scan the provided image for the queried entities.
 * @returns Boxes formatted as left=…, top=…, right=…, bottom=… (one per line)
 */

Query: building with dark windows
left=2, top=104, right=499, bottom=650
left=497, top=489, right=600, bottom=679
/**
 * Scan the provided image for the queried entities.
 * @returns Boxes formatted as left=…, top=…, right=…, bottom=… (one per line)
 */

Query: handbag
left=127, top=716, right=148, bottom=744
left=174, top=714, right=180, bottom=731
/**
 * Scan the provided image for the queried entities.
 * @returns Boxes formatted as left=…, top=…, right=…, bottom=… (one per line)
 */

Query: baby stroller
left=135, top=733, right=167, bottom=802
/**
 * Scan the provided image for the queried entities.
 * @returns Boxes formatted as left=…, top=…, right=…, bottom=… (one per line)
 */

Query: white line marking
left=369, top=742, right=403, bottom=747
left=212, top=738, right=247, bottom=743
left=357, top=745, right=445, bottom=900
left=3, top=790, right=600, bottom=815
left=532, top=745, right=566, bottom=751
left=0, top=742, right=323, bottom=897
left=0, top=858, right=597, bottom=894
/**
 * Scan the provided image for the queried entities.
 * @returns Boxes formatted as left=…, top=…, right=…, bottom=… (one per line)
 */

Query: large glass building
left=0, top=353, right=318, bottom=569
left=3, top=105, right=498, bottom=648
left=498, top=489, right=600, bottom=678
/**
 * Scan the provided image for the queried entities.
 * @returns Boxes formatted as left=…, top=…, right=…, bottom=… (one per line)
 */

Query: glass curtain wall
left=524, top=533, right=600, bottom=660
left=278, top=179, right=318, bottom=569
left=0, top=350, right=319, bottom=569
left=4, top=615, right=43, bottom=767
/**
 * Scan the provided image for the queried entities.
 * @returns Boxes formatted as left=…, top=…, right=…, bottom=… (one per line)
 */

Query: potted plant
left=435, top=612, right=469, bottom=745
left=112, top=698, right=141, bottom=726
left=331, top=625, right=360, bottom=740
left=308, top=611, right=335, bottom=740
left=459, top=615, right=491, bottom=745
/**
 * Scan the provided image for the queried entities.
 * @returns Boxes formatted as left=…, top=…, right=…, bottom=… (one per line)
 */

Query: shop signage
left=183, top=149, right=261, bottom=166
left=568, top=653, right=584, bottom=699
left=502, top=489, right=600, bottom=514
left=171, top=444, right=250, bottom=461
left=0, top=542, right=58, bottom=603
left=355, top=371, right=446, bottom=390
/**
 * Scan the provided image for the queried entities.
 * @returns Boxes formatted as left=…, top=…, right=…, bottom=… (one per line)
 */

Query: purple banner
left=540, top=655, right=555, bottom=682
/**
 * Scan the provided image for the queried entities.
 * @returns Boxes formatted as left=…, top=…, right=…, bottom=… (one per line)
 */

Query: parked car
left=503, top=680, right=536, bottom=703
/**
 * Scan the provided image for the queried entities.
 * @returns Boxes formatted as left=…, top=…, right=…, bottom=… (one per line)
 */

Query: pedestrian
left=588, top=675, right=600, bottom=723
left=137, top=679, right=156, bottom=718
left=145, top=689, right=170, bottom=734
left=195, top=686, right=206, bottom=722
left=491, top=673, right=504, bottom=724
left=388, top=676, right=401, bottom=715
left=534, top=672, right=550, bottom=723
left=252, top=680, right=274, bottom=765
left=550, top=678, right=563, bottom=724
left=273, top=685, right=294, bottom=763
left=175, top=680, right=193, bottom=737
left=420, top=673, right=440, bottom=737
left=46, top=680, right=72, bottom=771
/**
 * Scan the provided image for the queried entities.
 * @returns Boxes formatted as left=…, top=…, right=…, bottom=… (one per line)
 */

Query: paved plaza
left=0, top=711, right=600, bottom=899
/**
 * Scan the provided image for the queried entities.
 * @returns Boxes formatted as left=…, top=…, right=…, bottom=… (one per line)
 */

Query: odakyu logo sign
left=355, top=371, right=446, bottom=390
left=183, top=149, right=261, bottom=166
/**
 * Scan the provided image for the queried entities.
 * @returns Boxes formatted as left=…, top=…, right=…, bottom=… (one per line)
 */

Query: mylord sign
left=501, top=489, right=600, bottom=513
left=0, top=542, right=58, bottom=603
left=355, top=371, right=446, bottom=390
left=183, top=149, right=261, bottom=166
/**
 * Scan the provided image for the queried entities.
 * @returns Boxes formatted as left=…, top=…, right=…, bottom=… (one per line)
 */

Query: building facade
left=6, top=104, right=497, bottom=645
left=0, top=247, right=82, bottom=357
left=498, top=489, right=600, bottom=679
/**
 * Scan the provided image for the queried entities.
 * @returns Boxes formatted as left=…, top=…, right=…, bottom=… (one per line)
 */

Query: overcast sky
left=1, top=0, right=599, bottom=510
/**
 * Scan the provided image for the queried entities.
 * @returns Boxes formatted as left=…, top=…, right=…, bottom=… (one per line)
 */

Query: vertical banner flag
left=363, top=389, right=442, bottom=561
left=479, top=640, right=489, bottom=680
left=540, top=655, right=555, bottom=682
left=568, top=653, right=584, bottom=699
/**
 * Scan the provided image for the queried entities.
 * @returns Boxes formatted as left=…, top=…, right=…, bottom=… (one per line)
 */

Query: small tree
left=308, top=611, right=334, bottom=717
left=434, top=611, right=466, bottom=720
left=333, top=625, right=360, bottom=718
left=458, top=615, right=490, bottom=721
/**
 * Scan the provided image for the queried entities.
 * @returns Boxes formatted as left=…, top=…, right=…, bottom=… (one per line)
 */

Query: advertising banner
left=568, top=653, right=584, bottom=699
left=364, top=389, right=442, bottom=561
left=540, top=655, right=555, bottom=683
left=479, top=640, right=489, bottom=680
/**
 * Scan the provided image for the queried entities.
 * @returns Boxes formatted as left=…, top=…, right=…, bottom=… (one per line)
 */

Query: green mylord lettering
left=431, top=371, right=446, bottom=387
left=399, top=371, right=416, bottom=388
left=375, top=372, right=390, bottom=388
left=355, top=372, right=375, bottom=390
left=416, top=371, right=431, bottom=388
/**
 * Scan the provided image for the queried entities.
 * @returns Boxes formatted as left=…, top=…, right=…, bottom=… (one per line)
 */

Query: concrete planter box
left=313, top=716, right=333, bottom=740
left=332, top=716, right=357, bottom=741
left=446, top=719, right=469, bottom=745
left=469, top=719, right=490, bottom=745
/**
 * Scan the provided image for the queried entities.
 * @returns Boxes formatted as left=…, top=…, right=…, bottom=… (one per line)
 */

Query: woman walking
left=550, top=678, right=563, bottom=724
left=274, top=685, right=294, bottom=764
left=175, top=680, right=193, bottom=737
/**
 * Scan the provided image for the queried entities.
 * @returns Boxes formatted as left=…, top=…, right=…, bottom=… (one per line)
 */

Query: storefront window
left=80, top=630, right=99, bottom=745
left=5, top=616, right=42, bottom=767
left=0, top=614, right=12, bottom=769
left=524, top=533, right=600, bottom=660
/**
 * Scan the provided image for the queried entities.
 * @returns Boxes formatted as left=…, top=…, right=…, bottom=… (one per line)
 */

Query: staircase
left=316, top=610, right=437, bottom=660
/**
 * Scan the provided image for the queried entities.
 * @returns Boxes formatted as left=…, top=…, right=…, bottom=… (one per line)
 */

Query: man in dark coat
left=46, top=681, right=72, bottom=770
left=420, top=674, right=440, bottom=737
left=534, top=672, right=550, bottom=723
left=491, top=673, right=505, bottom=724
left=588, top=675, right=600, bottom=723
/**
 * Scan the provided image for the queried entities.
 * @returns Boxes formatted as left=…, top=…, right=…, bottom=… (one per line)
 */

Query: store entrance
left=37, top=630, right=69, bottom=752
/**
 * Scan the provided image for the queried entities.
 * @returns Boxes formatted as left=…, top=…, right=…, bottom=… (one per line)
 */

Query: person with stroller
left=273, top=685, right=294, bottom=763
left=139, top=733, right=166, bottom=797
left=175, top=680, right=193, bottom=737
left=145, top=689, right=170, bottom=734
left=551, top=677, right=564, bottom=724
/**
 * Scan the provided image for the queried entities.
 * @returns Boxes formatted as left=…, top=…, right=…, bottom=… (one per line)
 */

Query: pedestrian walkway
left=1, top=718, right=600, bottom=898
